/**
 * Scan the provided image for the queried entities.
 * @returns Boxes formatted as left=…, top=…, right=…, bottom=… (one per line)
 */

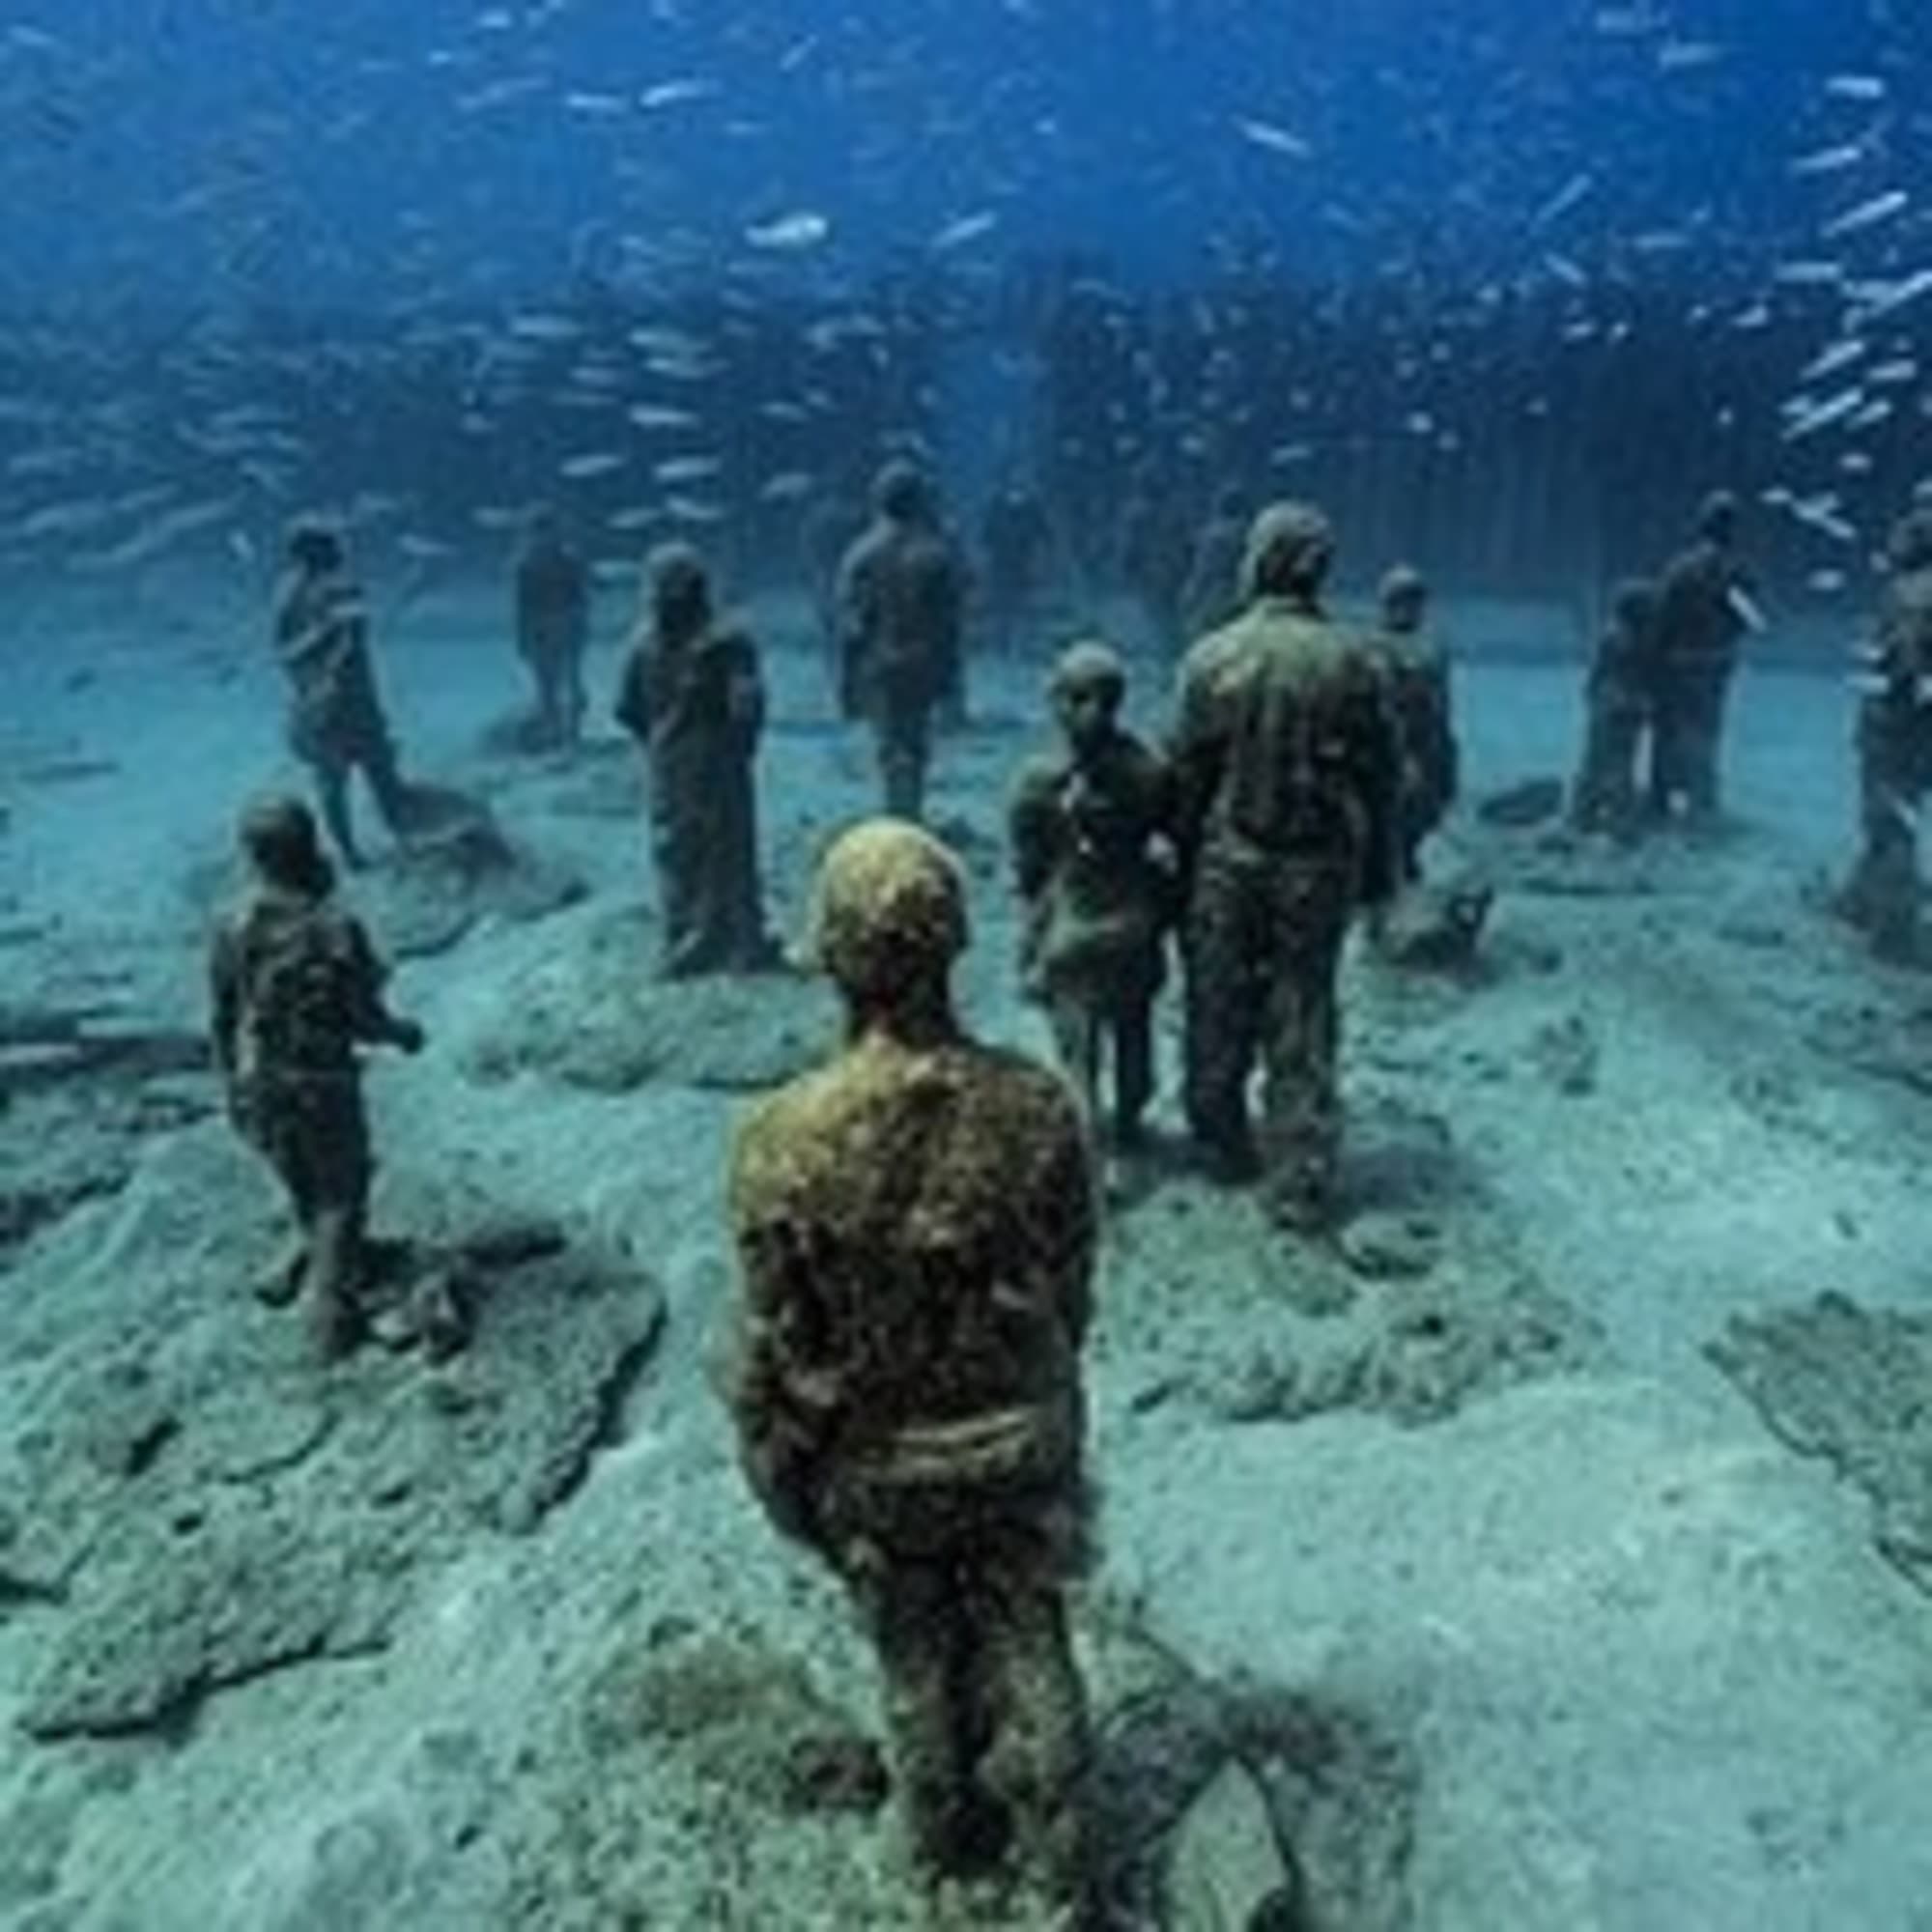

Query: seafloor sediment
left=2, top=583, right=1930, bottom=1931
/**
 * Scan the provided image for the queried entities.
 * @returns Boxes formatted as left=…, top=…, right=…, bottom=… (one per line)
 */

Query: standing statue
left=836, top=461, right=967, bottom=821
left=614, top=543, right=775, bottom=976
left=1650, top=491, right=1760, bottom=826
left=513, top=502, right=591, bottom=750
left=271, top=515, right=416, bottom=869
left=724, top=821, right=1097, bottom=1918
left=1571, top=579, right=1660, bottom=840
left=1838, top=509, right=1932, bottom=961
left=1370, top=564, right=1459, bottom=881
left=210, top=794, right=425, bottom=1358
left=1173, top=502, right=1402, bottom=1232
left=1009, top=640, right=1176, bottom=1152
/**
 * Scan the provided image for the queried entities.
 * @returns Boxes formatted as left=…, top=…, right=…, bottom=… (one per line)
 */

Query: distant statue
left=1571, top=578, right=1660, bottom=841
left=1172, top=502, right=1403, bottom=1232
left=614, top=542, right=776, bottom=976
left=1837, top=508, right=1932, bottom=961
left=271, top=515, right=418, bottom=869
left=1369, top=564, right=1459, bottom=882
left=1009, top=639, right=1177, bottom=1152
left=209, top=794, right=425, bottom=1358
left=836, top=460, right=967, bottom=821
left=1178, top=484, right=1251, bottom=643
left=512, top=502, right=591, bottom=750
left=1648, top=491, right=1761, bottom=826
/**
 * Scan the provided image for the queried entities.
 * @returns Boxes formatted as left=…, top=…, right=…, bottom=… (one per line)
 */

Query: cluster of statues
left=207, top=454, right=1932, bottom=1922
left=1569, top=491, right=1762, bottom=839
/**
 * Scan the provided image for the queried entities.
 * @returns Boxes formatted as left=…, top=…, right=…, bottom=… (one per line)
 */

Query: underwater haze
left=6, top=3, right=1932, bottom=1930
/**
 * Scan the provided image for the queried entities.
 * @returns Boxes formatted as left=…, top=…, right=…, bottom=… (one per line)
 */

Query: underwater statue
left=1571, top=578, right=1661, bottom=840
left=512, top=501, right=591, bottom=750
left=1172, top=501, right=1402, bottom=1232
left=836, top=459, right=967, bottom=822
left=980, top=477, right=1055, bottom=658
left=1371, top=563, right=1460, bottom=881
left=1178, top=483, right=1252, bottom=644
left=271, top=514, right=417, bottom=870
left=209, top=793, right=425, bottom=1359
left=613, top=541, right=775, bottom=978
left=1649, top=489, right=1760, bottom=826
left=1009, top=639, right=1176, bottom=1152
left=1115, top=465, right=1192, bottom=661
left=1838, top=508, right=1932, bottom=962
left=724, top=819, right=1096, bottom=1916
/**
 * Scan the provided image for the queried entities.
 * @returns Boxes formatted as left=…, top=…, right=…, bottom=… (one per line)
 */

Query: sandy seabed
left=2, top=578, right=1931, bottom=1931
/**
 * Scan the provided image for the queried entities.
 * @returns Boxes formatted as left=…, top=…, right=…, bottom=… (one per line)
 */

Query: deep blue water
left=2, top=0, right=1924, bottom=308
left=1, top=1, right=1927, bottom=611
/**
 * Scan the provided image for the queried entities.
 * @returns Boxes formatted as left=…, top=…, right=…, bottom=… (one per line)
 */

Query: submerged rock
left=1372, top=873, right=1495, bottom=973
left=358, top=786, right=586, bottom=959
left=1476, top=777, right=1566, bottom=828
left=460, top=908, right=835, bottom=1094
left=1708, top=1292, right=1932, bottom=1589
left=12, top=1191, right=665, bottom=1740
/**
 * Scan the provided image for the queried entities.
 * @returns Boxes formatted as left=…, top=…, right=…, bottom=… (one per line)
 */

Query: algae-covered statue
left=724, top=820, right=1097, bottom=1917
left=1649, top=489, right=1760, bottom=825
left=1838, top=508, right=1932, bottom=962
left=210, top=793, right=425, bottom=1358
left=1172, top=501, right=1402, bottom=1233
left=512, top=501, right=591, bottom=750
left=836, top=460, right=967, bottom=821
left=1009, top=639, right=1176, bottom=1151
left=1571, top=578, right=1660, bottom=840
left=1370, top=563, right=1459, bottom=881
left=614, top=542, right=775, bottom=977
left=271, top=514, right=417, bottom=869
left=1179, top=483, right=1251, bottom=644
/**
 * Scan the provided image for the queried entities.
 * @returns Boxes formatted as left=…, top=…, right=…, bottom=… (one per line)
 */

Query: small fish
left=1825, top=74, right=1887, bottom=103
left=1532, top=172, right=1595, bottom=231
left=1235, top=117, right=1311, bottom=160
left=628, top=325, right=709, bottom=358
left=665, top=496, right=726, bottom=524
left=1807, top=570, right=1848, bottom=594
left=646, top=355, right=717, bottom=384
left=640, top=77, right=720, bottom=111
left=1852, top=269, right=1932, bottom=325
left=627, top=404, right=701, bottom=430
left=1824, top=189, right=1908, bottom=240
left=510, top=312, right=584, bottom=344
left=759, top=470, right=814, bottom=502
left=653, top=455, right=723, bottom=484
left=1785, top=495, right=1859, bottom=543
left=745, top=210, right=831, bottom=252
left=457, top=76, right=546, bottom=114
left=1658, top=40, right=1725, bottom=71
left=1781, top=386, right=1866, bottom=442
left=559, top=451, right=626, bottom=480
left=564, top=91, right=629, bottom=117
left=1773, top=259, right=1845, bottom=287
left=1790, top=142, right=1865, bottom=178
left=930, top=210, right=1001, bottom=252
left=1802, top=338, right=1866, bottom=383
